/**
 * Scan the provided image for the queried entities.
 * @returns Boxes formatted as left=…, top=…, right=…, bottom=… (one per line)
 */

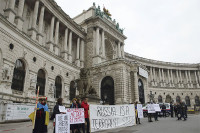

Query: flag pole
left=33, top=86, right=40, bottom=129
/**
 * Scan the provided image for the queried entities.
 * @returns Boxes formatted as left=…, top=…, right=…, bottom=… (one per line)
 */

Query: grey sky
left=55, top=0, right=200, bottom=63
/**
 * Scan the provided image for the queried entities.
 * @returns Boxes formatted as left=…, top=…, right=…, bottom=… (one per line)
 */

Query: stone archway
left=69, top=81, right=76, bottom=100
left=101, top=76, right=114, bottom=105
left=138, top=79, right=145, bottom=104
left=165, top=95, right=172, bottom=103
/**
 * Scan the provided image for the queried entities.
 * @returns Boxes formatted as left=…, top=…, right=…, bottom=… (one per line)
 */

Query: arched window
left=176, top=96, right=181, bottom=103
left=158, top=95, right=163, bottom=103
left=55, top=76, right=62, bottom=98
left=138, top=79, right=145, bottom=104
left=36, top=69, right=46, bottom=95
left=69, top=81, right=76, bottom=100
left=11, top=59, right=26, bottom=91
left=165, top=95, right=172, bottom=103
left=195, top=96, right=200, bottom=106
left=185, top=96, right=190, bottom=106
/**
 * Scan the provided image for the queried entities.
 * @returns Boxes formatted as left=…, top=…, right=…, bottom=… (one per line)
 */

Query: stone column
left=162, top=69, right=165, bottom=86
left=54, top=21, right=60, bottom=55
left=198, top=71, right=200, bottom=86
left=4, top=0, right=16, bottom=23
left=170, top=70, right=174, bottom=86
left=179, top=70, right=183, bottom=87
left=176, top=70, right=180, bottom=87
left=15, top=0, right=25, bottom=30
left=153, top=68, right=157, bottom=86
left=47, top=16, right=55, bottom=52
left=38, top=5, right=45, bottom=45
left=185, top=71, right=189, bottom=88
left=167, top=69, right=171, bottom=87
left=121, top=43, right=125, bottom=58
left=62, top=28, right=68, bottom=60
left=29, top=0, right=39, bottom=40
left=68, top=31, right=72, bottom=62
left=102, top=30, right=105, bottom=59
left=118, top=41, right=121, bottom=58
left=194, top=71, right=200, bottom=88
left=159, top=68, right=162, bottom=86
left=94, top=27, right=101, bottom=64
left=134, top=71, right=139, bottom=101
left=150, top=67, right=154, bottom=86
left=80, top=39, right=84, bottom=67
left=188, top=71, right=193, bottom=88
left=75, top=37, right=80, bottom=67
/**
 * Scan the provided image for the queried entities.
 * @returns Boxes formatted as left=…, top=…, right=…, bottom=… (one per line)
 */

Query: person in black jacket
left=177, top=102, right=182, bottom=120
left=161, top=103, right=166, bottom=117
left=170, top=102, right=174, bottom=117
left=51, top=98, right=64, bottom=133
left=181, top=102, right=187, bottom=121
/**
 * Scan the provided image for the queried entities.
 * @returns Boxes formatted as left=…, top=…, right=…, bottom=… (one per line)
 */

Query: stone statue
left=88, top=86, right=97, bottom=95
left=93, top=2, right=96, bottom=7
left=116, top=23, right=119, bottom=30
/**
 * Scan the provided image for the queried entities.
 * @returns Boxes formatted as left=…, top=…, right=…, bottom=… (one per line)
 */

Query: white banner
left=66, top=108, right=85, bottom=124
left=154, top=104, right=161, bottom=112
left=5, top=103, right=34, bottom=120
left=89, top=104, right=135, bottom=132
left=137, top=104, right=143, bottom=118
left=147, top=104, right=156, bottom=113
left=56, top=114, right=70, bottom=133
left=59, top=106, right=66, bottom=113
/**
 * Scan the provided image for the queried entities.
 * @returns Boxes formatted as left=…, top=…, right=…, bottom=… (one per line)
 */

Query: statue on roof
left=103, top=6, right=111, bottom=17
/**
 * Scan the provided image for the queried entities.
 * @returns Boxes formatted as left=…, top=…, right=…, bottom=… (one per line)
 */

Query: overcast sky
left=55, top=0, right=200, bottom=63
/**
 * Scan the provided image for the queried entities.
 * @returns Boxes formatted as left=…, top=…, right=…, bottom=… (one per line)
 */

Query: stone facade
left=0, top=0, right=199, bottom=117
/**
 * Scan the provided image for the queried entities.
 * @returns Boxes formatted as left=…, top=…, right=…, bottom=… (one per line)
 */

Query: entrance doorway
left=101, top=76, right=114, bottom=105
left=138, top=79, right=145, bottom=104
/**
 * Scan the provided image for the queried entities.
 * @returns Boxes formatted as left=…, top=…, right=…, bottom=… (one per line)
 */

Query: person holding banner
left=81, top=97, right=90, bottom=133
left=135, top=102, right=141, bottom=124
left=29, top=97, right=49, bottom=133
left=70, top=98, right=80, bottom=133
left=51, top=98, right=65, bottom=133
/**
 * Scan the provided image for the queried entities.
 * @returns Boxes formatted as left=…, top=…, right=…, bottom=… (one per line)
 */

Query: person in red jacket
left=81, top=97, right=90, bottom=133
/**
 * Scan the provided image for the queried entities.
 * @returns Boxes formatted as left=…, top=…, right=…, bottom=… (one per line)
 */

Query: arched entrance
left=101, top=76, right=114, bottom=105
left=69, top=81, right=76, bottom=101
left=138, top=79, right=145, bottom=104
left=158, top=95, right=163, bottom=103
left=185, top=96, right=190, bottom=106
left=36, top=69, right=46, bottom=95
left=176, top=96, right=181, bottom=103
left=165, top=95, right=172, bottom=103
left=195, top=96, right=200, bottom=106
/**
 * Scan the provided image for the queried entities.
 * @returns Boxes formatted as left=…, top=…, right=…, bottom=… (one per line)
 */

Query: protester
left=177, top=102, right=182, bottom=120
left=147, top=102, right=153, bottom=122
left=161, top=103, right=166, bottom=117
left=29, top=96, right=49, bottom=133
left=174, top=103, right=178, bottom=117
left=154, top=103, right=159, bottom=121
left=181, top=102, right=187, bottom=121
left=135, top=101, right=141, bottom=124
left=77, top=98, right=82, bottom=133
left=51, top=98, right=65, bottom=133
left=170, top=102, right=174, bottom=117
left=81, top=97, right=90, bottom=133
left=70, top=98, right=80, bottom=133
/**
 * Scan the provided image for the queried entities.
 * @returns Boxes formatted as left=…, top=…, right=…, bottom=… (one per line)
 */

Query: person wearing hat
left=70, top=98, right=79, bottom=133
left=29, top=96, right=49, bottom=133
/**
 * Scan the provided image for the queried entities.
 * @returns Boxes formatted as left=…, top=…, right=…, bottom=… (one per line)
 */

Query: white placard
left=59, top=106, right=66, bottom=113
left=90, top=104, right=135, bottom=132
left=154, top=104, right=161, bottom=112
left=66, top=108, right=85, bottom=124
left=139, top=67, right=148, bottom=78
left=147, top=104, right=156, bottom=113
left=56, top=114, right=70, bottom=133
left=137, top=104, right=144, bottom=118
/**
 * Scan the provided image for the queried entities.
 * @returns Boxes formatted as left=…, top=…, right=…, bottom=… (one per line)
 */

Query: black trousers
left=154, top=112, right=158, bottom=121
left=171, top=110, right=174, bottom=117
left=162, top=110, right=166, bottom=117
left=82, top=118, right=90, bottom=133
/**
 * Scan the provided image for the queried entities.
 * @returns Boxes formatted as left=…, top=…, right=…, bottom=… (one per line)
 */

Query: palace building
left=0, top=0, right=199, bottom=115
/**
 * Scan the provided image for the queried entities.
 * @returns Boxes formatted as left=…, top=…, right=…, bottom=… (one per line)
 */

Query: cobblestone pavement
left=0, top=114, right=199, bottom=133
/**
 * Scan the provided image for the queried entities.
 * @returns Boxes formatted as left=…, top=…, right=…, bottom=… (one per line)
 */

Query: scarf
left=37, top=103, right=49, bottom=112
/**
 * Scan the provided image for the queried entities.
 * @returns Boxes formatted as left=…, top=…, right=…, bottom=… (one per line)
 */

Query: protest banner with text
left=153, top=104, right=161, bottom=112
left=137, top=104, right=144, bottom=118
left=66, top=108, right=85, bottom=124
left=56, top=114, right=70, bottom=133
left=89, top=104, right=135, bottom=132
left=147, top=104, right=156, bottom=113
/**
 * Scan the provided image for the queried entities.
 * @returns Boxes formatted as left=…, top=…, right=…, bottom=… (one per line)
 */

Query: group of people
left=30, top=96, right=90, bottom=133
left=171, top=102, right=188, bottom=121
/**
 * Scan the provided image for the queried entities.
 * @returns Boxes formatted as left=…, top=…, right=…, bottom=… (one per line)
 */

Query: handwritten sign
left=137, top=104, right=144, bottom=118
left=147, top=104, right=156, bottom=113
left=66, top=108, right=85, bottom=124
left=154, top=104, right=161, bottom=112
left=89, top=104, right=135, bottom=132
left=55, top=114, right=70, bottom=133
left=59, top=106, right=66, bottom=113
